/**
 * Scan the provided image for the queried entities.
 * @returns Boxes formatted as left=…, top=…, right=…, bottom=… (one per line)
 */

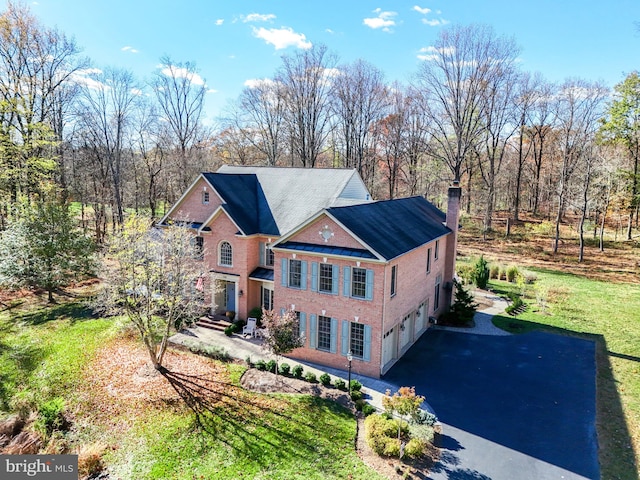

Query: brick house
left=160, top=165, right=460, bottom=378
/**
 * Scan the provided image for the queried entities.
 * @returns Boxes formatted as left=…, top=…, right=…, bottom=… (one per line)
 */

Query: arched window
left=219, top=241, right=233, bottom=266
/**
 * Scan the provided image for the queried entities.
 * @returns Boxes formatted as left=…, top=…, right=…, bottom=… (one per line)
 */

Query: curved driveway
left=382, top=329, right=599, bottom=480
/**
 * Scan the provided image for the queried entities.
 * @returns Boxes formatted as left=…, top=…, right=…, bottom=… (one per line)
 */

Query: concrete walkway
left=169, top=288, right=509, bottom=413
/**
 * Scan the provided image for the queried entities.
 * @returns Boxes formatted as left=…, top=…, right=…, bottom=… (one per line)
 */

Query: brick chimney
left=444, top=180, right=461, bottom=306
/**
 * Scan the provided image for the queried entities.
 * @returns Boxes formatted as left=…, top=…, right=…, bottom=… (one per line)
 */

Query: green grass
left=108, top=394, right=378, bottom=480
left=489, top=270, right=640, bottom=480
left=0, top=298, right=385, bottom=479
left=0, top=301, right=117, bottom=412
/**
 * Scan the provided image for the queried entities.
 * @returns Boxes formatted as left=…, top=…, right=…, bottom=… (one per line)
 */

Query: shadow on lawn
left=12, top=301, right=93, bottom=326
left=158, top=367, right=349, bottom=466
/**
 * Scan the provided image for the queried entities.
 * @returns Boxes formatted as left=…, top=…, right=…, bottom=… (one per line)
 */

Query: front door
left=225, top=282, right=236, bottom=312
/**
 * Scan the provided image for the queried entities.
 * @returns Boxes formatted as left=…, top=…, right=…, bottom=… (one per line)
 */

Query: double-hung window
left=265, top=244, right=274, bottom=266
left=317, top=315, right=332, bottom=352
left=352, top=267, right=366, bottom=298
left=434, top=240, right=439, bottom=260
left=390, top=265, right=398, bottom=297
left=434, top=274, right=442, bottom=311
left=426, top=248, right=432, bottom=274
left=319, top=263, right=334, bottom=293
left=350, top=322, right=365, bottom=358
left=261, top=285, right=274, bottom=311
left=289, top=259, right=302, bottom=288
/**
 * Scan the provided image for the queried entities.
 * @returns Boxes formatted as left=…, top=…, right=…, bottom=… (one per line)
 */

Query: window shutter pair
left=340, top=320, right=371, bottom=362
left=307, top=315, right=337, bottom=353
left=311, top=262, right=338, bottom=294
left=281, top=259, right=308, bottom=289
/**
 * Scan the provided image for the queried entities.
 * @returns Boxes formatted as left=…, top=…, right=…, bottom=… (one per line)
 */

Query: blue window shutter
left=311, top=262, right=318, bottom=292
left=309, top=314, right=317, bottom=349
left=365, top=269, right=374, bottom=300
left=301, top=261, right=308, bottom=290
left=281, top=259, right=288, bottom=286
left=332, top=266, right=339, bottom=295
left=299, top=312, right=307, bottom=341
left=341, top=320, right=349, bottom=355
left=330, top=318, right=338, bottom=353
left=259, top=242, right=265, bottom=266
left=343, top=266, right=351, bottom=297
left=363, top=325, right=372, bottom=362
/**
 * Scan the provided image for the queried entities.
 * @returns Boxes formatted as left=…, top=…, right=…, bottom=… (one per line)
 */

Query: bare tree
left=476, top=50, right=520, bottom=235
left=551, top=79, right=608, bottom=253
left=75, top=67, right=140, bottom=226
left=97, top=215, right=206, bottom=369
left=331, top=59, right=389, bottom=186
left=152, top=56, right=207, bottom=190
left=277, top=44, right=338, bottom=167
left=510, top=72, right=540, bottom=221
left=416, top=24, right=520, bottom=182
left=230, top=78, right=286, bottom=165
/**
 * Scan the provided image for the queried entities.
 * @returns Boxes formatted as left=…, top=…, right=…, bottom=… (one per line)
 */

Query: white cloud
left=160, top=65, right=206, bottom=86
left=121, top=46, right=139, bottom=54
left=363, top=9, right=397, bottom=32
left=215, top=19, right=224, bottom=26
left=413, top=5, right=448, bottom=27
left=422, top=18, right=449, bottom=26
left=413, top=6, right=431, bottom=15
left=243, top=13, right=276, bottom=23
left=69, top=68, right=107, bottom=90
left=252, top=26, right=312, bottom=50
left=207, top=88, right=218, bottom=94
left=417, top=45, right=455, bottom=61
left=131, top=87, right=143, bottom=96
left=244, top=78, right=278, bottom=89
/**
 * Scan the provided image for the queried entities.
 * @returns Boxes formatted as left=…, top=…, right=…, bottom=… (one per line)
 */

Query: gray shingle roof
left=326, top=196, right=451, bottom=261
left=216, top=166, right=370, bottom=235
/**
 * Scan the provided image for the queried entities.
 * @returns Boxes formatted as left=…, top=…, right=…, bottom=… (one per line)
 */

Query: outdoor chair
left=243, top=318, right=257, bottom=337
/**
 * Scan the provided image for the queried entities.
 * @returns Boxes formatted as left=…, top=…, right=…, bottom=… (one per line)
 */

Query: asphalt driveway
left=383, top=329, right=599, bottom=480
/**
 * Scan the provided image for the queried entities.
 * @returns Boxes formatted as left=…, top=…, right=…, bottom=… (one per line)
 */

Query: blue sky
left=15, top=0, right=640, bottom=122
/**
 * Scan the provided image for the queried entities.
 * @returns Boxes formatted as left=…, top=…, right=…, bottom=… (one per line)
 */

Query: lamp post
left=347, top=350, right=353, bottom=394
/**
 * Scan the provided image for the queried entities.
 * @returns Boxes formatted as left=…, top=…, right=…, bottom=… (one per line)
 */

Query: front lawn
left=0, top=297, right=384, bottom=479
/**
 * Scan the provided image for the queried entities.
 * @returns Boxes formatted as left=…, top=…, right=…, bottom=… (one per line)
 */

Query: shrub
left=414, top=409, right=438, bottom=426
left=499, top=266, right=507, bottom=280
left=183, top=340, right=230, bottom=361
left=365, top=414, right=409, bottom=458
left=292, top=364, right=304, bottom=378
left=255, top=360, right=267, bottom=371
left=472, top=256, right=490, bottom=289
left=350, top=390, right=364, bottom=401
left=77, top=443, right=106, bottom=477
left=334, top=378, right=347, bottom=391
left=304, top=372, right=317, bottom=383
left=37, top=398, right=65, bottom=434
left=506, top=265, right=520, bottom=283
left=489, top=264, right=501, bottom=279
left=265, top=359, right=277, bottom=373
left=404, top=437, right=427, bottom=458
left=505, top=294, right=524, bottom=315
left=349, top=379, right=363, bottom=391
left=355, top=399, right=367, bottom=411
left=319, top=373, right=331, bottom=386
left=448, top=280, right=478, bottom=326
left=362, top=403, right=376, bottom=417
left=278, top=362, right=290, bottom=376
left=456, top=264, right=475, bottom=284
left=248, top=307, right=263, bottom=326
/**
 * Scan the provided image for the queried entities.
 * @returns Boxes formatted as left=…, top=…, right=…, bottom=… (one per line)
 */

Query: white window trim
left=219, top=241, right=233, bottom=267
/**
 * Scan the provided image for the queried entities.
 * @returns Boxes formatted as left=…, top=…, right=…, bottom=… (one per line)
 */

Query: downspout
left=380, top=260, right=388, bottom=376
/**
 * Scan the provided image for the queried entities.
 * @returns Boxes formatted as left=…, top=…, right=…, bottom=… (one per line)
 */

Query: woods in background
left=0, top=1, right=638, bottom=260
